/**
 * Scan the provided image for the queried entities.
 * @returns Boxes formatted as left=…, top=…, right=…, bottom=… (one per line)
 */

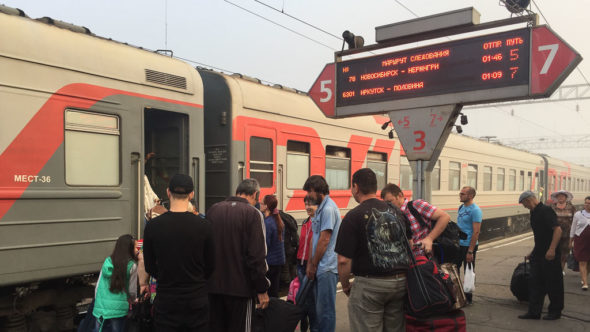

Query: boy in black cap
left=143, top=174, right=215, bottom=331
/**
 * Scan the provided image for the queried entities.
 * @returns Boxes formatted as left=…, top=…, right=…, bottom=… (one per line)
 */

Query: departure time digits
left=336, top=28, right=530, bottom=106
left=480, top=36, right=525, bottom=81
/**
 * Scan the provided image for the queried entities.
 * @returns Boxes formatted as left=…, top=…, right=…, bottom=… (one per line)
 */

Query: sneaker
left=583, top=285, right=588, bottom=291
left=562, top=271, right=565, bottom=276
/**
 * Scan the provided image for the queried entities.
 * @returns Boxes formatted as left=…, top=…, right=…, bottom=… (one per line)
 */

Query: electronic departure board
left=336, top=28, right=530, bottom=107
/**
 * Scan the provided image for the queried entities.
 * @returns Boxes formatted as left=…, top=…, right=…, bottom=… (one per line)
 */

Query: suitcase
left=440, top=263, right=467, bottom=310
left=254, top=298, right=303, bottom=332
left=405, top=309, right=466, bottom=332
left=510, top=257, right=530, bottom=302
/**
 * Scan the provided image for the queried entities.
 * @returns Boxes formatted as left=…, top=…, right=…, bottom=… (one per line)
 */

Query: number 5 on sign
left=309, top=63, right=336, bottom=117
left=320, top=80, right=332, bottom=102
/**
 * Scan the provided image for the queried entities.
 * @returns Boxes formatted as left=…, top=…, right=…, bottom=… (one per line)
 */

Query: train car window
left=65, top=110, right=120, bottom=186
left=326, top=146, right=351, bottom=190
left=431, top=160, right=441, bottom=191
left=560, top=176, right=565, bottom=190
left=483, top=166, right=492, bottom=191
left=287, top=141, right=310, bottom=189
left=576, top=178, right=580, bottom=191
left=448, top=161, right=461, bottom=191
left=467, top=164, right=478, bottom=189
left=249, top=137, right=274, bottom=188
left=534, top=172, right=539, bottom=192
left=367, top=152, right=387, bottom=190
left=497, top=168, right=505, bottom=191
left=527, top=172, right=532, bottom=191
left=400, top=157, right=413, bottom=191
left=567, top=177, right=571, bottom=191
left=509, top=169, right=516, bottom=191
left=549, top=175, right=555, bottom=192
left=519, top=171, right=525, bottom=191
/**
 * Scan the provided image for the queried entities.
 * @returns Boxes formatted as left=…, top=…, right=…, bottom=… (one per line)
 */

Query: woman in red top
left=296, top=195, right=319, bottom=332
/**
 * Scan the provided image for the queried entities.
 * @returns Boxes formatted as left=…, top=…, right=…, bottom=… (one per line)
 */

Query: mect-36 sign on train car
left=310, top=26, right=582, bottom=119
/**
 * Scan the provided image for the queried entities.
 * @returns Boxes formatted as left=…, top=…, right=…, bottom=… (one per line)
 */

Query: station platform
left=332, top=233, right=590, bottom=332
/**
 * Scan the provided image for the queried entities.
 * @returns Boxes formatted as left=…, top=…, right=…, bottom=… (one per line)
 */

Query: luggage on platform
left=440, top=263, right=467, bottom=310
left=510, top=257, right=530, bottom=302
left=405, top=309, right=467, bottom=332
left=254, top=297, right=303, bottom=332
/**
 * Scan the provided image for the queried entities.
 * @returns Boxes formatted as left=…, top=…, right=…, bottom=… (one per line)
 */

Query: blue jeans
left=93, top=316, right=125, bottom=332
left=297, top=270, right=318, bottom=332
left=314, top=271, right=337, bottom=332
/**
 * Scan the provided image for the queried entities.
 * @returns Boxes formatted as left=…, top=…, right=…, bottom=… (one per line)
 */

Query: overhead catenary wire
left=253, top=0, right=342, bottom=41
left=223, top=0, right=338, bottom=51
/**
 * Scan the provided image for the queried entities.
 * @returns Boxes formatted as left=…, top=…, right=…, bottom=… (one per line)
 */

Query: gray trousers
left=347, top=275, right=407, bottom=332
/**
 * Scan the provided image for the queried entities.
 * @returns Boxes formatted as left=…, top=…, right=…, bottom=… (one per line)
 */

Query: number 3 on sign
left=413, top=130, right=425, bottom=151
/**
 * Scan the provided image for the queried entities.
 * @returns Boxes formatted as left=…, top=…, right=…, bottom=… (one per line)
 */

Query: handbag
left=440, top=263, right=467, bottom=310
left=463, top=263, right=475, bottom=293
left=567, top=251, right=579, bottom=272
left=395, top=217, right=455, bottom=318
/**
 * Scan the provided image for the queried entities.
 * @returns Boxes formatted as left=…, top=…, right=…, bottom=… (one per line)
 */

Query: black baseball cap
left=168, top=174, right=194, bottom=194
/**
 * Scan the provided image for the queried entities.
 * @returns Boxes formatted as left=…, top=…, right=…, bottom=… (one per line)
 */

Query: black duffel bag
left=253, top=297, right=303, bottom=332
left=406, top=201, right=467, bottom=263
left=510, top=257, right=530, bottom=302
left=405, top=254, right=456, bottom=317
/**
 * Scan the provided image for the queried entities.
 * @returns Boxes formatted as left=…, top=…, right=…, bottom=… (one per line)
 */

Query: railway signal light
left=455, top=125, right=463, bottom=134
left=381, top=120, right=392, bottom=130
left=460, top=113, right=468, bottom=125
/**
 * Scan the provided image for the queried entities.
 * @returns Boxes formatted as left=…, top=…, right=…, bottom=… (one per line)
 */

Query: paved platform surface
left=328, top=233, right=590, bottom=332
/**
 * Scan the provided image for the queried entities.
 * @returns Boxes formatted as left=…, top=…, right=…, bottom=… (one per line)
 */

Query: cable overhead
left=394, top=0, right=420, bottom=17
left=253, top=0, right=342, bottom=41
left=531, top=0, right=590, bottom=86
left=174, top=55, right=281, bottom=87
left=223, top=0, right=338, bottom=51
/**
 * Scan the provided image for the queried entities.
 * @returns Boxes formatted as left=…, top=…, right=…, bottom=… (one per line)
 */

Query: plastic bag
left=567, top=251, right=579, bottom=272
left=463, top=263, right=475, bottom=293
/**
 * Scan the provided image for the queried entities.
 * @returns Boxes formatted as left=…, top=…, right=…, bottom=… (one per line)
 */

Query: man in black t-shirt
left=517, top=190, right=563, bottom=321
left=335, top=168, right=412, bottom=332
left=143, top=174, right=215, bottom=331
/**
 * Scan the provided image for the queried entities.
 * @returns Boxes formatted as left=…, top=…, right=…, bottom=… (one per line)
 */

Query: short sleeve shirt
left=335, top=198, right=412, bottom=276
left=401, top=199, right=437, bottom=255
left=311, top=196, right=341, bottom=275
left=457, top=203, right=483, bottom=247
left=530, top=203, right=559, bottom=259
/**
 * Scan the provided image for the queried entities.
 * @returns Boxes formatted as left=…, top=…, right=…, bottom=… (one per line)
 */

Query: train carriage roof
left=0, top=5, right=200, bottom=96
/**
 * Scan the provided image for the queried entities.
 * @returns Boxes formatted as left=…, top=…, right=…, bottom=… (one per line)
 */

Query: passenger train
left=1, top=5, right=589, bottom=329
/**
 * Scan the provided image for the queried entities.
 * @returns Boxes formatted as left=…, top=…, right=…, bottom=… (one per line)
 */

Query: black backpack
left=279, top=210, right=299, bottom=263
left=406, top=201, right=467, bottom=263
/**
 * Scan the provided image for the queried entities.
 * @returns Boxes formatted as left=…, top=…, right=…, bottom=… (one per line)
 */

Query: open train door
left=245, top=125, right=277, bottom=204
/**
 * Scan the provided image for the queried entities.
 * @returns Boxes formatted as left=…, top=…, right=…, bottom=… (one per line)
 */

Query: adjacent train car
left=198, top=69, right=590, bottom=242
left=0, top=7, right=206, bottom=328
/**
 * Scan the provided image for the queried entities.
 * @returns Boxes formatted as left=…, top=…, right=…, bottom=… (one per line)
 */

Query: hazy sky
left=4, top=0, right=590, bottom=165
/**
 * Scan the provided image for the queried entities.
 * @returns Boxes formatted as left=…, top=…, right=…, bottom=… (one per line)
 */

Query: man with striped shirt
left=381, top=183, right=450, bottom=257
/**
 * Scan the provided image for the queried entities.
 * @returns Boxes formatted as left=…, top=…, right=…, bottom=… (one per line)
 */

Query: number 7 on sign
left=538, top=44, right=558, bottom=75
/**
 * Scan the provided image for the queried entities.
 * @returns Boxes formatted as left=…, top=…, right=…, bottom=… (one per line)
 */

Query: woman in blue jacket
left=260, top=195, right=285, bottom=297
left=92, top=234, right=139, bottom=332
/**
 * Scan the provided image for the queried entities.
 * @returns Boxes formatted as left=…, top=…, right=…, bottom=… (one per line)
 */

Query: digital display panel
left=336, top=28, right=530, bottom=107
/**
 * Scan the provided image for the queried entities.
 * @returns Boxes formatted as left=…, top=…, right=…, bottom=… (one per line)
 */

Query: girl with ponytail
left=260, top=195, right=285, bottom=297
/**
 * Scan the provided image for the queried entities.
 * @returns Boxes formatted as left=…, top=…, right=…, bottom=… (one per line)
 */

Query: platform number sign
left=530, top=26, right=581, bottom=96
left=309, top=63, right=335, bottom=117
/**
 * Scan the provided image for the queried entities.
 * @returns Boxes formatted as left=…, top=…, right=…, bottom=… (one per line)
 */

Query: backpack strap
left=407, top=200, right=430, bottom=229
